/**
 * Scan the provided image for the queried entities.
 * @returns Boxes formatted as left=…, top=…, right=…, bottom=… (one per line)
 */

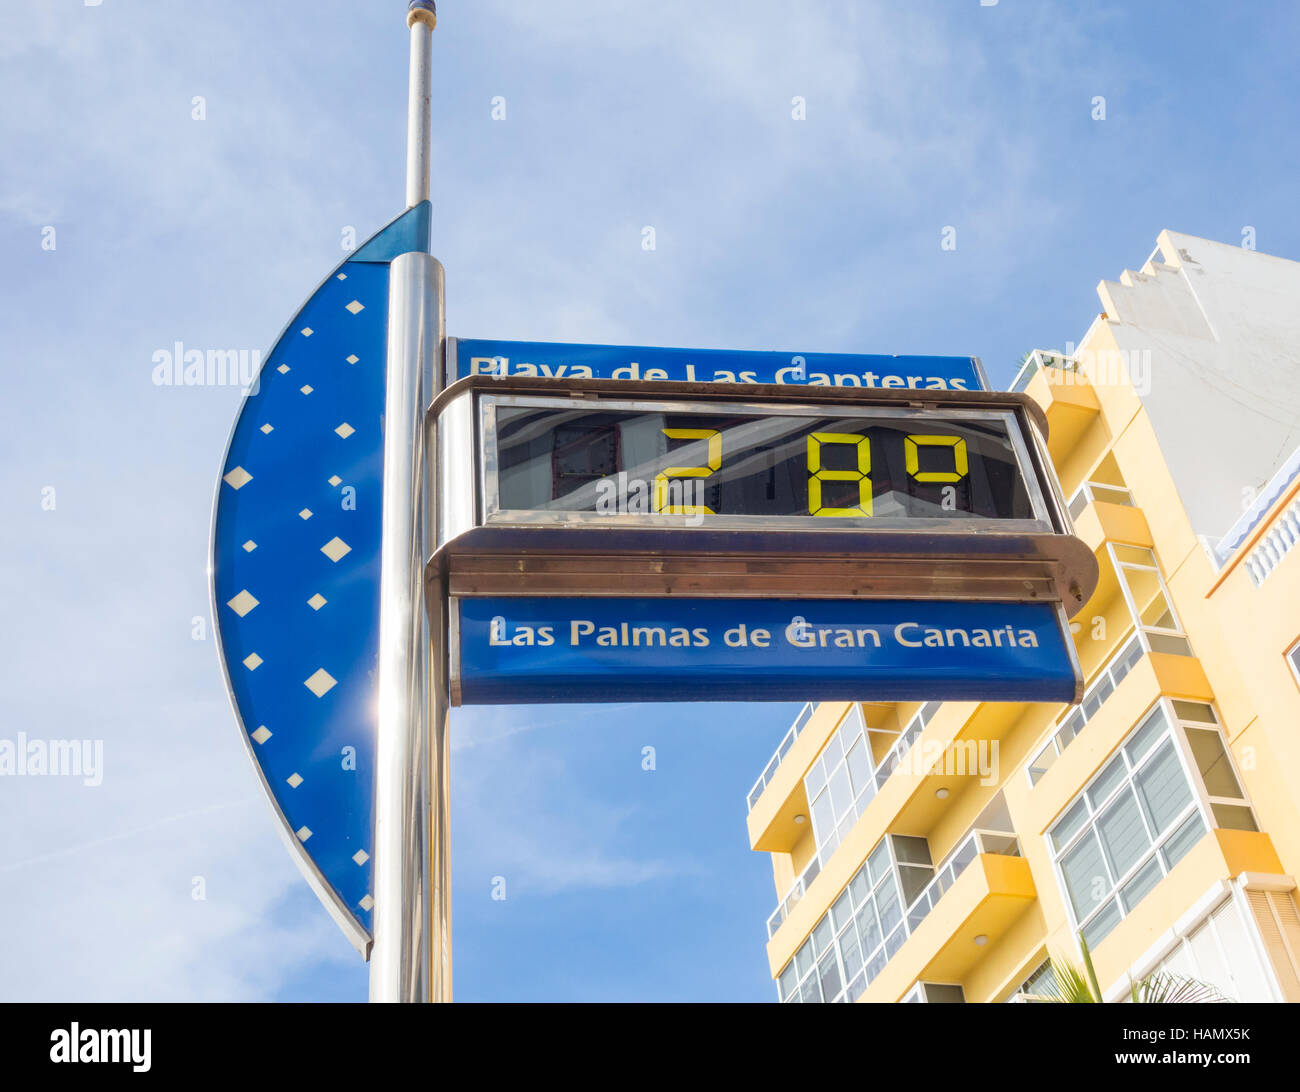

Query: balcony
left=860, top=833, right=1036, bottom=1001
left=1068, top=481, right=1152, bottom=555
left=1243, top=491, right=1300, bottom=586
left=1011, top=350, right=1100, bottom=465
left=764, top=704, right=940, bottom=939
left=747, top=702, right=817, bottom=812
left=1089, top=828, right=1287, bottom=990
left=1022, top=649, right=1214, bottom=837
left=1213, top=444, right=1300, bottom=571
left=773, top=830, right=1033, bottom=1003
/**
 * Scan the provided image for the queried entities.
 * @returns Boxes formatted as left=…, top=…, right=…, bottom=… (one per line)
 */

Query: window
left=804, top=705, right=877, bottom=861
left=802, top=702, right=942, bottom=863
left=1050, top=706, right=1203, bottom=949
left=1028, top=633, right=1143, bottom=785
left=1010, top=960, right=1053, bottom=1001
left=903, top=982, right=965, bottom=1003
left=1288, top=640, right=1300, bottom=688
left=1048, top=701, right=1257, bottom=950
left=1110, top=544, right=1193, bottom=657
left=1139, top=895, right=1277, bottom=1002
left=777, top=835, right=932, bottom=1003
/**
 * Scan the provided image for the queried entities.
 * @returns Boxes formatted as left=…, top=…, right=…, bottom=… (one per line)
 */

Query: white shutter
left=1209, top=898, right=1273, bottom=1002
left=1246, top=889, right=1300, bottom=1001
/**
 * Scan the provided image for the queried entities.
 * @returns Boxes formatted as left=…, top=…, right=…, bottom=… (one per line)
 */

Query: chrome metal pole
left=371, top=0, right=442, bottom=1005
left=405, top=2, right=436, bottom=208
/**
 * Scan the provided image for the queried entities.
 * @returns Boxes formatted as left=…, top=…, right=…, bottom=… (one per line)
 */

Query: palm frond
left=1037, top=953, right=1099, bottom=1003
left=1132, top=971, right=1235, bottom=1004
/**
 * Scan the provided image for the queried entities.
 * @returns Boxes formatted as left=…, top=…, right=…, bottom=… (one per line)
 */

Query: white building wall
left=1094, top=230, right=1300, bottom=544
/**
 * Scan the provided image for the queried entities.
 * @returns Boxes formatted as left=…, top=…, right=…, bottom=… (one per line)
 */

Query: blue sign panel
left=452, top=338, right=986, bottom=391
left=210, top=202, right=430, bottom=952
left=454, top=597, right=1077, bottom=705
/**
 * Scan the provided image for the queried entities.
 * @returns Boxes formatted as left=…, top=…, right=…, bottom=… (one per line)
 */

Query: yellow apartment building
left=747, top=230, right=1300, bottom=1003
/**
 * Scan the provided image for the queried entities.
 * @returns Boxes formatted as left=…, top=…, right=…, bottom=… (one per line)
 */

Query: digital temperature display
left=491, top=403, right=1037, bottom=522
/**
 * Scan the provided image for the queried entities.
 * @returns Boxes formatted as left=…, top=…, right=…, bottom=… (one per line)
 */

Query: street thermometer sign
left=428, top=375, right=1095, bottom=705
left=210, top=1, right=1097, bottom=1006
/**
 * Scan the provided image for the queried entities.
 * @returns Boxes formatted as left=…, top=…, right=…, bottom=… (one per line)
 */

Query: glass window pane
left=804, top=755, right=827, bottom=798
left=846, top=739, right=872, bottom=796
left=818, top=953, right=841, bottom=1001
left=1114, top=545, right=1156, bottom=565
left=1088, top=757, right=1127, bottom=810
left=1186, top=727, right=1242, bottom=799
left=1140, top=590, right=1175, bottom=629
left=828, top=763, right=853, bottom=820
left=823, top=731, right=844, bottom=768
left=812, top=915, right=833, bottom=956
left=1059, top=708, right=1084, bottom=745
left=1081, top=898, right=1123, bottom=949
left=1119, top=634, right=1144, bottom=672
left=899, top=863, right=934, bottom=906
left=1097, top=788, right=1152, bottom=878
left=1030, top=743, right=1057, bottom=783
left=884, top=924, right=906, bottom=959
left=1134, top=740, right=1193, bottom=835
left=1211, top=803, right=1259, bottom=832
left=867, top=841, right=891, bottom=885
left=801, top=975, right=822, bottom=1004
left=863, top=946, right=886, bottom=986
left=832, top=890, right=853, bottom=931
left=810, top=789, right=835, bottom=846
left=837, top=712, right=861, bottom=755
left=1060, top=830, right=1111, bottom=919
left=848, top=865, right=870, bottom=908
left=892, top=834, right=933, bottom=865
left=821, top=828, right=841, bottom=860
left=877, top=881, right=902, bottom=935
left=1120, top=855, right=1164, bottom=912
left=1173, top=700, right=1217, bottom=724
left=795, top=939, right=814, bottom=977
left=841, top=925, right=863, bottom=980
left=856, top=904, right=882, bottom=956
left=952, top=836, right=979, bottom=875
left=1050, top=798, right=1090, bottom=852
left=1160, top=813, right=1206, bottom=871
left=778, top=962, right=798, bottom=1000
left=1146, top=632, right=1193, bottom=656
left=846, top=970, right=866, bottom=1002
left=1125, top=705, right=1168, bottom=764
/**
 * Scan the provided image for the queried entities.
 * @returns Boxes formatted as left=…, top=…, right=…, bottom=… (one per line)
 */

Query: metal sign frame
left=425, top=375, right=1098, bottom=613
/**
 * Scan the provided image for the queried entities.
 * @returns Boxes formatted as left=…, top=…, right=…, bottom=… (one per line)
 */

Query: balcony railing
left=748, top=702, right=818, bottom=812
left=905, top=830, right=1021, bottom=932
left=1067, top=480, right=1135, bottom=521
left=1214, top=444, right=1300, bottom=568
left=1243, top=492, right=1300, bottom=586
left=1027, top=631, right=1143, bottom=785
left=765, top=702, right=940, bottom=938
left=1009, top=349, right=1077, bottom=394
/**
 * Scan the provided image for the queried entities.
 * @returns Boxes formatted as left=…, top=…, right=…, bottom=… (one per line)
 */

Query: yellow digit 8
left=807, top=432, right=872, bottom=516
left=653, top=428, right=721, bottom=515
left=904, top=434, right=968, bottom=483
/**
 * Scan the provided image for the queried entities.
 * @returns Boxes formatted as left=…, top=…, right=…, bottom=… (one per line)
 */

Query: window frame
left=1047, top=698, right=1258, bottom=949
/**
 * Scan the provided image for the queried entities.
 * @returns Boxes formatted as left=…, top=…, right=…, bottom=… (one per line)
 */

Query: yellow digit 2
left=905, top=435, right=968, bottom=482
left=653, top=428, right=721, bottom=514
left=807, top=432, right=871, bottom=516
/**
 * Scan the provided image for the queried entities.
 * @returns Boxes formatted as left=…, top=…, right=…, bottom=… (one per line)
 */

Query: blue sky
left=2, top=0, right=1298, bottom=1002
